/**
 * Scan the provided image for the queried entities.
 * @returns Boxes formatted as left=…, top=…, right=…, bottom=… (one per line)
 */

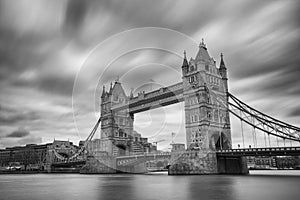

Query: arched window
left=205, top=64, right=209, bottom=71
left=214, top=110, right=219, bottom=122
left=207, top=111, right=211, bottom=119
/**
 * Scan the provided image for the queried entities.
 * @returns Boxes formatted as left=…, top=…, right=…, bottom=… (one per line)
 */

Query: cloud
left=0, top=0, right=300, bottom=148
left=0, top=104, right=40, bottom=125
left=18, top=135, right=42, bottom=145
left=288, top=107, right=300, bottom=118
left=6, top=127, right=30, bottom=138
left=63, top=0, right=88, bottom=36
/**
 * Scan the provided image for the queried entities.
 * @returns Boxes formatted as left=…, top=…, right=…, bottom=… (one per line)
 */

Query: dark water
left=0, top=171, right=300, bottom=200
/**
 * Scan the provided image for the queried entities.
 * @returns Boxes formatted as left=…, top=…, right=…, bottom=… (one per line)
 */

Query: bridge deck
left=112, top=82, right=183, bottom=113
left=217, top=147, right=300, bottom=157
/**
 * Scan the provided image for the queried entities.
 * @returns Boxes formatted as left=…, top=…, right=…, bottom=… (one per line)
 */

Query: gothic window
left=194, top=115, right=198, bottom=122
left=190, top=65, right=194, bottom=71
left=191, top=115, right=194, bottom=122
left=119, top=129, right=123, bottom=137
left=207, top=111, right=211, bottom=119
left=205, top=64, right=209, bottom=71
left=214, top=110, right=219, bottom=122
left=220, top=113, right=224, bottom=123
left=114, top=95, right=118, bottom=101
left=189, top=75, right=197, bottom=83
left=190, top=76, right=195, bottom=83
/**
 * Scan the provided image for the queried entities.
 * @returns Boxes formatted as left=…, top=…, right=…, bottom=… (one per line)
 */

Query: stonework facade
left=182, top=40, right=231, bottom=151
left=96, top=82, right=155, bottom=159
left=169, top=150, right=218, bottom=175
left=84, top=40, right=234, bottom=174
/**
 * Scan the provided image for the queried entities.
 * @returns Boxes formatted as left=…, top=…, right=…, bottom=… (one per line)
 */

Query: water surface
left=0, top=171, right=299, bottom=200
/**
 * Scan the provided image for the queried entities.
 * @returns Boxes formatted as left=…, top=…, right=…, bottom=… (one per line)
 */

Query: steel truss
left=228, top=93, right=300, bottom=142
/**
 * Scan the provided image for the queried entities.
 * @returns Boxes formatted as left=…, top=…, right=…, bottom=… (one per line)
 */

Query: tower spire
left=182, top=50, right=189, bottom=75
left=219, top=53, right=226, bottom=69
left=199, top=38, right=206, bottom=49
left=101, top=85, right=106, bottom=98
left=109, top=82, right=113, bottom=94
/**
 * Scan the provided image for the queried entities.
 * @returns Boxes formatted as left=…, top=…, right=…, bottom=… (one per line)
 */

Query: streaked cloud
left=0, top=0, right=299, bottom=149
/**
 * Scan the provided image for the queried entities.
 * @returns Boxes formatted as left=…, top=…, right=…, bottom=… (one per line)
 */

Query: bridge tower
left=100, top=80, right=134, bottom=156
left=182, top=39, right=231, bottom=151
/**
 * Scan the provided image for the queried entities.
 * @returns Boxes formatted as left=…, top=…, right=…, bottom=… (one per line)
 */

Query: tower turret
left=181, top=50, right=189, bottom=76
left=109, top=82, right=113, bottom=95
left=101, top=85, right=106, bottom=100
left=219, top=53, right=228, bottom=93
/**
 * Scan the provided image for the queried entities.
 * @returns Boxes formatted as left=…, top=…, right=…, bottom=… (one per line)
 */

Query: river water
left=0, top=171, right=299, bottom=200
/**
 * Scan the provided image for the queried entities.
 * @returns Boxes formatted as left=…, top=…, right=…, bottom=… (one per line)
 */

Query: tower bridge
left=61, top=40, right=300, bottom=174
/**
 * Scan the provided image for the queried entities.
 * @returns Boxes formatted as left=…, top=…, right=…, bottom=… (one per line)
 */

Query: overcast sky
left=0, top=0, right=299, bottom=149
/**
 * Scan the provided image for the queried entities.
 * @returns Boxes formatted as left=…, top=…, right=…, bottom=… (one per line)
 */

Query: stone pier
left=80, top=153, right=116, bottom=174
left=168, top=150, right=248, bottom=175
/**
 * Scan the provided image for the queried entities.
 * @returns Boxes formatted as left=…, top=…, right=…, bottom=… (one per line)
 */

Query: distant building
left=171, top=143, right=185, bottom=152
left=246, top=156, right=276, bottom=169
left=0, top=140, right=79, bottom=171
left=247, top=156, right=300, bottom=169
left=0, top=143, right=50, bottom=170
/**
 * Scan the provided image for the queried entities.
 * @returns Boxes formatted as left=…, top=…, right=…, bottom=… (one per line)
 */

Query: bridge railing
left=216, top=147, right=300, bottom=157
left=217, top=147, right=300, bottom=153
left=116, top=152, right=171, bottom=166
left=116, top=152, right=171, bottom=160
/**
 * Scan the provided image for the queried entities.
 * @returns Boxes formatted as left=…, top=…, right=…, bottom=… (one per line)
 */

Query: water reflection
left=0, top=173, right=299, bottom=200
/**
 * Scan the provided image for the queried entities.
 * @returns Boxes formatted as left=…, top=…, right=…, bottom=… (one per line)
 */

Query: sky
left=0, top=0, right=300, bottom=150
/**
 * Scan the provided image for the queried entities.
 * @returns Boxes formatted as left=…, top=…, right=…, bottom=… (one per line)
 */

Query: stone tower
left=182, top=39, right=231, bottom=151
left=100, top=80, right=134, bottom=156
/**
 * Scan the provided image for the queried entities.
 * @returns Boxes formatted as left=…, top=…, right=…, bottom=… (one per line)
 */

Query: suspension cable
left=251, top=117, right=257, bottom=147
left=240, top=110, right=245, bottom=148
left=264, top=132, right=267, bottom=147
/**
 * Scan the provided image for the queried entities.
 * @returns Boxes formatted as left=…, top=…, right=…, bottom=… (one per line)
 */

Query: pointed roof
left=111, top=81, right=127, bottom=99
left=219, top=53, right=227, bottom=70
left=101, top=85, right=106, bottom=98
left=195, top=38, right=211, bottom=62
left=182, top=50, right=188, bottom=68
left=109, top=82, right=113, bottom=94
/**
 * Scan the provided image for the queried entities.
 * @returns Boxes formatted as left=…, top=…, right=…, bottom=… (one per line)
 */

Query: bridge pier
left=168, top=150, right=218, bottom=175
left=80, top=153, right=116, bottom=174
left=117, top=162, right=147, bottom=174
left=168, top=150, right=248, bottom=175
left=217, top=156, right=249, bottom=175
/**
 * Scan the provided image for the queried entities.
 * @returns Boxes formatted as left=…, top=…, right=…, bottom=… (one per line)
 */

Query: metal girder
left=228, top=93, right=300, bottom=142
